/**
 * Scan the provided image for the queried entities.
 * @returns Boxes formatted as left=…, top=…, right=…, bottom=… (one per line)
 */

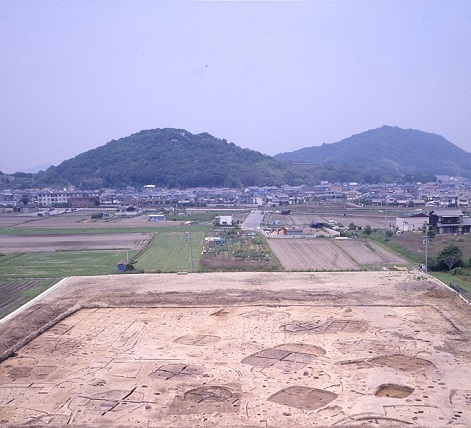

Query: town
left=2, top=175, right=470, bottom=212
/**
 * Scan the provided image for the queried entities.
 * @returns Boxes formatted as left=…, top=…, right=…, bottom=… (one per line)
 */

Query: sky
left=1, top=0, right=471, bottom=173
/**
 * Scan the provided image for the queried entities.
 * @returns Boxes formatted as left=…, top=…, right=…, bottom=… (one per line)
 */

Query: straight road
left=241, top=210, right=264, bottom=230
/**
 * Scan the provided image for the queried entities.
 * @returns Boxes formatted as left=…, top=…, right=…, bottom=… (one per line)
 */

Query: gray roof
left=460, top=217, right=471, bottom=226
left=431, top=209, right=464, bottom=217
left=397, top=213, right=428, bottom=219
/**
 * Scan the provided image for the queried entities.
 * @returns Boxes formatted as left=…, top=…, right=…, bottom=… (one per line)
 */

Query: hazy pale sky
left=1, top=0, right=471, bottom=173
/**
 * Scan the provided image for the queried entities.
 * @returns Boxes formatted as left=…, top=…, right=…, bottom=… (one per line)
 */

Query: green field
left=134, top=228, right=208, bottom=272
left=0, top=250, right=138, bottom=277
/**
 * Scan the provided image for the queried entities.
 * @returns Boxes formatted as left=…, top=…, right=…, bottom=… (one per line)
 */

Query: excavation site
left=0, top=271, right=470, bottom=427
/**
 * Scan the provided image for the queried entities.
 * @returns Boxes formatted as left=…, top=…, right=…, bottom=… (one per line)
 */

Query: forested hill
left=275, top=126, right=471, bottom=180
left=36, top=128, right=309, bottom=189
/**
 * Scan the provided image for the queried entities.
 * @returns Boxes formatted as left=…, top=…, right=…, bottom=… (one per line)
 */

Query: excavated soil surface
left=0, top=271, right=471, bottom=427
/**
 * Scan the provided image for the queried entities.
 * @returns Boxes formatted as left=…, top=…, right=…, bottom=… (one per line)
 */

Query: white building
left=219, top=215, right=233, bottom=226
left=395, top=213, right=429, bottom=232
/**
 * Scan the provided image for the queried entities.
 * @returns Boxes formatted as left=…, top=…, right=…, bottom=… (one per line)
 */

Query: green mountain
left=275, top=126, right=471, bottom=180
left=37, top=128, right=309, bottom=189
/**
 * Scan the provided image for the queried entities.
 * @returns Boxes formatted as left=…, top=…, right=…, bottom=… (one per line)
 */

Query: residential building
left=395, top=212, right=429, bottom=232
left=429, top=209, right=471, bottom=234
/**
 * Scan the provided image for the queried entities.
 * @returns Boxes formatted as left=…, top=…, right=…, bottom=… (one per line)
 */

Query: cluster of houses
left=2, top=175, right=470, bottom=211
left=1, top=177, right=470, bottom=236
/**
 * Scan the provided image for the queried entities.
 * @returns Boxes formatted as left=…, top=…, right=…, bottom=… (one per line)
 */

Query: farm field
left=9, top=211, right=184, bottom=229
left=0, top=278, right=57, bottom=318
left=337, top=239, right=406, bottom=265
left=267, top=238, right=409, bottom=271
left=0, top=213, right=35, bottom=228
left=266, top=212, right=394, bottom=229
left=0, top=227, right=209, bottom=317
left=267, top=239, right=357, bottom=270
left=0, top=233, right=150, bottom=253
left=0, top=249, right=139, bottom=317
left=134, top=228, right=208, bottom=272
left=325, top=215, right=393, bottom=229
left=0, top=250, right=136, bottom=278
left=201, top=231, right=282, bottom=272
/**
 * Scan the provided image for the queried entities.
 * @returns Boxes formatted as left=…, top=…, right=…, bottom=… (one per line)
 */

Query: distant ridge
left=32, top=126, right=471, bottom=189
left=37, top=128, right=308, bottom=189
left=275, top=126, right=471, bottom=180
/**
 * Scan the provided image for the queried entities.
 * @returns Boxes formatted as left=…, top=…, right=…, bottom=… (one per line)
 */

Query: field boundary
left=441, top=280, right=471, bottom=306
left=0, top=277, right=71, bottom=325
left=331, top=239, right=362, bottom=269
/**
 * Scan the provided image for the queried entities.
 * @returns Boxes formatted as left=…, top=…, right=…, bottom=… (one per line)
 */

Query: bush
left=427, top=256, right=441, bottom=271
left=437, top=243, right=464, bottom=271
left=451, top=267, right=471, bottom=277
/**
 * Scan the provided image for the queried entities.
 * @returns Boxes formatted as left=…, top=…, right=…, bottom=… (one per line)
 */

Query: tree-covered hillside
left=276, top=126, right=471, bottom=179
left=37, top=128, right=310, bottom=189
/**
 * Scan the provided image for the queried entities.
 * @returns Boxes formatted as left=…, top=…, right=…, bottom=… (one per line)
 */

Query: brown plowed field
left=289, top=214, right=326, bottom=225
left=0, top=213, right=33, bottom=227
left=9, top=211, right=182, bottom=229
left=0, top=233, right=150, bottom=253
left=335, top=239, right=406, bottom=265
left=267, top=239, right=358, bottom=270
left=326, top=215, right=394, bottom=229
left=274, top=213, right=394, bottom=229
left=268, top=238, right=408, bottom=270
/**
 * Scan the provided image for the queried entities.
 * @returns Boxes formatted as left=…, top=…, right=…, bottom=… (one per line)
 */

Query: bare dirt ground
left=322, top=215, right=394, bottom=229
left=267, top=238, right=408, bottom=270
left=268, top=239, right=358, bottom=270
left=335, top=239, right=406, bottom=265
left=0, top=213, right=36, bottom=228
left=267, top=213, right=395, bottom=229
left=1, top=271, right=470, bottom=427
left=6, top=211, right=181, bottom=229
left=0, top=233, right=150, bottom=253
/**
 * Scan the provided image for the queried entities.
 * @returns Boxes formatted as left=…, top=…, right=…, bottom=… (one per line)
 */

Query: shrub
left=437, top=243, right=464, bottom=271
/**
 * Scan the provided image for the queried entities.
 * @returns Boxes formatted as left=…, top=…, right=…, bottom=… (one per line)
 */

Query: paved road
left=241, top=210, right=265, bottom=230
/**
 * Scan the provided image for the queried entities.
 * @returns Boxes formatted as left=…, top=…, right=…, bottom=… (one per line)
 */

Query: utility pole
left=384, top=198, right=388, bottom=230
left=423, top=222, right=429, bottom=272
left=185, top=221, right=194, bottom=272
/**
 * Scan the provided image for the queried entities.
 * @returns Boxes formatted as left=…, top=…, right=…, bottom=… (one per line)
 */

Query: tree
left=437, top=243, right=463, bottom=271
left=363, top=225, right=372, bottom=235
